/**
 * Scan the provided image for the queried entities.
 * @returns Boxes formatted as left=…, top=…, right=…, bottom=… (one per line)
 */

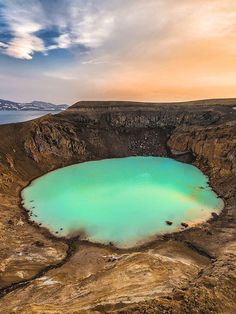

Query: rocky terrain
left=0, top=99, right=235, bottom=313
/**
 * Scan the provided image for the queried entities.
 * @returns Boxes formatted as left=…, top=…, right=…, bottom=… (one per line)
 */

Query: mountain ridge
left=0, top=99, right=68, bottom=111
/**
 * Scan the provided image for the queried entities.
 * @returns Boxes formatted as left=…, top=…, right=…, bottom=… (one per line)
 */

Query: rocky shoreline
left=0, top=100, right=235, bottom=313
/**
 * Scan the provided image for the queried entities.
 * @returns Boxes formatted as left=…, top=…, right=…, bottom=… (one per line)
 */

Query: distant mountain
left=0, top=99, right=68, bottom=111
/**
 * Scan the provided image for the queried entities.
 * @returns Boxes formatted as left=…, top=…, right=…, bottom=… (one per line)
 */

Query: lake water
left=0, top=111, right=61, bottom=125
left=21, top=157, right=223, bottom=248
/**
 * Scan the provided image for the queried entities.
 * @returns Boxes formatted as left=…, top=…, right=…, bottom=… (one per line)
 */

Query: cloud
left=0, top=41, right=8, bottom=48
left=4, top=33, right=45, bottom=60
left=0, top=1, right=46, bottom=59
left=55, top=33, right=72, bottom=49
left=2, top=0, right=235, bottom=61
left=72, top=14, right=114, bottom=48
left=0, top=0, right=236, bottom=102
left=0, top=0, right=114, bottom=59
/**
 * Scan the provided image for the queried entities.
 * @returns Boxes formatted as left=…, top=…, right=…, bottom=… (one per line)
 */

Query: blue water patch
left=22, top=157, right=223, bottom=248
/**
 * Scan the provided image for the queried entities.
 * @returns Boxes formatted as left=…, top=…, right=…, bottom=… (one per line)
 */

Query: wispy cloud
left=0, top=0, right=114, bottom=59
left=4, top=33, right=46, bottom=60
left=0, top=41, right=8, bottom=48
left=2, top=0, right=236, bottom=61
left=0, top=0, right=236, bottom=103
left=0, top=1, right=46, bottom=59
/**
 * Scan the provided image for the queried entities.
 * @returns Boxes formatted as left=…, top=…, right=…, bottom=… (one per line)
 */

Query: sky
left=0, top=0, right=236, bottom=105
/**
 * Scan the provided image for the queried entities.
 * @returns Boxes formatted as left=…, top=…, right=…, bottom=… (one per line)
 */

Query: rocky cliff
left=0, top=100, right=235, bottom=313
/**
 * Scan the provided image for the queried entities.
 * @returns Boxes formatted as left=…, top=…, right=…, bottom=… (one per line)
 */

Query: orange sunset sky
left=0, top=0, right=236, bottom=104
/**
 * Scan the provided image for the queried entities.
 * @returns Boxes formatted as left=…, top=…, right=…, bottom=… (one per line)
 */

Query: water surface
left=22, top=157, right=223, bottom=248
left=0, top=111, right=60, bottom=125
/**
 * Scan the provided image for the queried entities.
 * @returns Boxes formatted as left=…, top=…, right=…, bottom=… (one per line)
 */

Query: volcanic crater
left=0, top=100, right=235, bottom=314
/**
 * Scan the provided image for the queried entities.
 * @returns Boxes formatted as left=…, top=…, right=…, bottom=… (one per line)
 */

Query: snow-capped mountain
left=0, top=99, right=68, bottom=111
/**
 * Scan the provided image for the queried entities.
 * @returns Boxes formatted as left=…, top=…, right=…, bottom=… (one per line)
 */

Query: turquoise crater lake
left=21, top=157, right=223, bottom=248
